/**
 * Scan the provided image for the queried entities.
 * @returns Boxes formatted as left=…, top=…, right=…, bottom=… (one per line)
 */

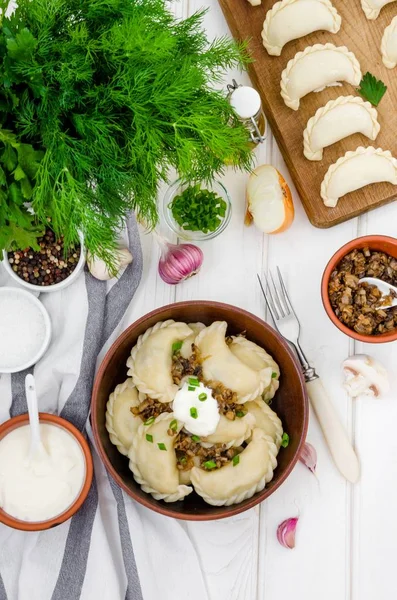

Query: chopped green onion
left=172, top=341, right=183, bottom=353
left=158, top=443, right=167, bottom=451
left=190, top=407, right=198, bottom=419
left=272, top=372, right=278, bottom=379
left=198, top=393, right=207, bottom=401
left=179, top=456, right=187, bottom=465
left=188, top=386, right=196, bottom=392
left=235, top=410, right=246, bottom=418
left=188, top=377, right=199, bottom=386
left=146, top=434, right=153, bottom=443
left=144, top=416, right=155, bottom=426
left=191, top=435, right=201, bottom=442
left=170, top=419, right=178, bottom=432
left=169, top=184, right=227, bottom=234
left=232, top=455, right=240, bottom=466
left=203, top=460, right=217, bottom=470
left=281, top=433, right=290, bottom=448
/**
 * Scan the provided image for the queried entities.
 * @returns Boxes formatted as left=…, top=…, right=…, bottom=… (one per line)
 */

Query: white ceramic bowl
left=0, top=287, right=52, bottom=373
left=2, top=233, right=85, bottom=293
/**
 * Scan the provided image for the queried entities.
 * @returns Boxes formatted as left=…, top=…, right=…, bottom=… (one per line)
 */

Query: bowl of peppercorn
left=162, top=179, right=232, bottom=241
left=3, top=228, right=85, bottom=292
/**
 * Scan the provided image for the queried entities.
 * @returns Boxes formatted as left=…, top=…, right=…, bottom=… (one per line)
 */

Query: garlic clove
left=299, top=442, right=317, bottom=474
left=277, top=517, right=299, bottom=549
left=342, top=354, right=390, bottom=398
left=88, top=248, right=133, bottom=281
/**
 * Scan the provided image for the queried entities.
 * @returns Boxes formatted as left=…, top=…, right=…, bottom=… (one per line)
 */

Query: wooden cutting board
left=218, top=0, right=397, bottom=228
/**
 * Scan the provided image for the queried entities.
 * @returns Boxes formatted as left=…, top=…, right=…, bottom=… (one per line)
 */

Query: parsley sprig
left=357, top=72, right=387, bottom=107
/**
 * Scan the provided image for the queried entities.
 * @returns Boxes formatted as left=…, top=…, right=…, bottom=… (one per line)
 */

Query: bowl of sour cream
left=0, top=413, right=93, bottom=531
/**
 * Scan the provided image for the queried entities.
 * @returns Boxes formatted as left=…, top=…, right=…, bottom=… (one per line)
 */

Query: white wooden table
left=123, top=2, right=397, bottom=599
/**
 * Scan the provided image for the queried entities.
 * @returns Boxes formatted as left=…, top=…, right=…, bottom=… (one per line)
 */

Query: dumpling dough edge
left=262, top=0, right=341, bottom=56
left=320, top=146, right=397, bottom=208
left=381, top=16, right=397, bottom=69
left=106, top=378, right=143, bottom=456
left=280, top=43, right=362, bottom=111
left=303, top=95, right=380, bottom=161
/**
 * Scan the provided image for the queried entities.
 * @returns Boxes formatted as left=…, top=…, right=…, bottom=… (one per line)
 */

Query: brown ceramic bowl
left=0, top=413, right=93, bottom=531
left=321, top=235, right=397, bottom=344
left=91, top=301, right=309, bottom=521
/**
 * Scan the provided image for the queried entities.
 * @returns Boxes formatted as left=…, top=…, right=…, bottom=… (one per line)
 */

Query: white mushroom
left=342, top=354, right=390, bottom=398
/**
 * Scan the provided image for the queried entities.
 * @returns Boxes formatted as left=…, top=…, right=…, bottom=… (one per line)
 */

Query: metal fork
left=257, top=269, right=360, bottom=483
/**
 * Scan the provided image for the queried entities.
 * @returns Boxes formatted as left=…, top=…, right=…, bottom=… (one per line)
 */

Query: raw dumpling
left=228, top=336, right=280, bottom=401
left=303, top=96, right=380, bottom=161
left=244, top=398, right=283, bottom=449
left=361, top=0, right=396, bottom=19
left=321, top=146, right=397, bottom=208
left=280, top=44, right=362, bottom=110
left=180, top=322, right=205, bottom=359
left=200, top=413, right=255, bottom=448
left=127, top=320, right=192, bottom=403
left=190, top=428, right=278, bottom=506
left=381, top=16, right=397, bottom=69
left=129, top=413, right=193, bottom=502
left=195, top=321, right=273, bottom=403
left=106, top=379, right=143, bottom=456
left=262, top=0, right=341, bottom=56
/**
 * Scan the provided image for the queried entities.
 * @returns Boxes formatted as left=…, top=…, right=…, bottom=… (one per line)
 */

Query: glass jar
left=227, top=79, right=267, bottom=145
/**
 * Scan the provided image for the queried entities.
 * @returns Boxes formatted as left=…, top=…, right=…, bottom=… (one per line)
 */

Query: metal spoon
left=25, top=374, right=48, bottom=461
left=359, top=277, right=397, bottom=310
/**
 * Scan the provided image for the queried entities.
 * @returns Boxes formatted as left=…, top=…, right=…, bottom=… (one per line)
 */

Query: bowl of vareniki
left=91, top=301, right=308, bottom=520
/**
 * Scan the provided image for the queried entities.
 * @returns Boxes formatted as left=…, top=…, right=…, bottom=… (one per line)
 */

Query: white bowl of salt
left=0, top=288, right=51, bottom=373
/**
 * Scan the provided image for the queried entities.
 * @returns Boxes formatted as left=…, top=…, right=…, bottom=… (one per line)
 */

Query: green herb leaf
left=158, top=443, right=167, bottom=451
left=203, top=460, right=217, bottom=470
left=235, top=410, right=246, bottom=418
left=144, top=417, right=155, bottom=426
left=190, top=407, right=198, bottom=419
left=146, top=434, right=153, bottom=443
left=357, top=72, right=387, bottom=106
left=172, top=341, right=183, bottom=353
left=271, top=372, right=278, bottom=379
left=281, top=433, right=290, bottom=448
left=170, top=419, right=178, bottom=432
left=198, top=392, right=207, bottom=401
left=232, top=455, right=240, bottom=466
left=191, top=435, right=201, bottom=442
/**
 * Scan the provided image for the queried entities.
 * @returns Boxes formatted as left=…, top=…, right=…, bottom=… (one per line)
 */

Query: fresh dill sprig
left=0, top=0, right=253, bottom=263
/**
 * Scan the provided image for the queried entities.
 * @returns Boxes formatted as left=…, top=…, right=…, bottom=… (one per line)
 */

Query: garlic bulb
left=155, top=233, right=203, bottom=285
left=342, top=354, right=390, bottom=398
left=88, top=248, right=133, bottom=281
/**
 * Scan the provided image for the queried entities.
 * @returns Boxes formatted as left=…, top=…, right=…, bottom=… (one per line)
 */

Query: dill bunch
left=0, top=0, right=253, bottom=263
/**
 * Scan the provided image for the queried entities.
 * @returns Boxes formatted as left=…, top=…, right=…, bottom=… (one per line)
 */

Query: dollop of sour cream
left=172, top=380, right=220, bottom=436
left=0, top=424, right=85, bottom=522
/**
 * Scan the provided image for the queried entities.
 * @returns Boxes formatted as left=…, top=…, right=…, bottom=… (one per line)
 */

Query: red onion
left=155, top=234, right=203, bottom=285
left=277, top=517, right=299, bottom=549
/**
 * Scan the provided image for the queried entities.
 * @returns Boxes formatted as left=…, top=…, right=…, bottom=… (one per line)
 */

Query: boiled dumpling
left=106, top=379, right=143, bottom=456
left=303, top=96, right=380, bottom=161
left=180, top=322, right=205, bottom=359
left=127, top=320, right=192, bottom=403
left=244, top=398, right=283, bottom=449
left=129, top=413, right=193, bottom=502
left=190, top=428, right=278, bottom=506
left=381, top=16, right=397, bottom=69
left=262, top=0, right=341, bottom=56
left=228, top=336, right=280, bottom=401
left=361, top=0, right=396, bottom=19
left=321, top=147, right=397, bottom=208
left=195, top=321, right=273, bottom=403
left=200, top=413, right=255, bottom=449
left=280, top=44, right=362, bottom=110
